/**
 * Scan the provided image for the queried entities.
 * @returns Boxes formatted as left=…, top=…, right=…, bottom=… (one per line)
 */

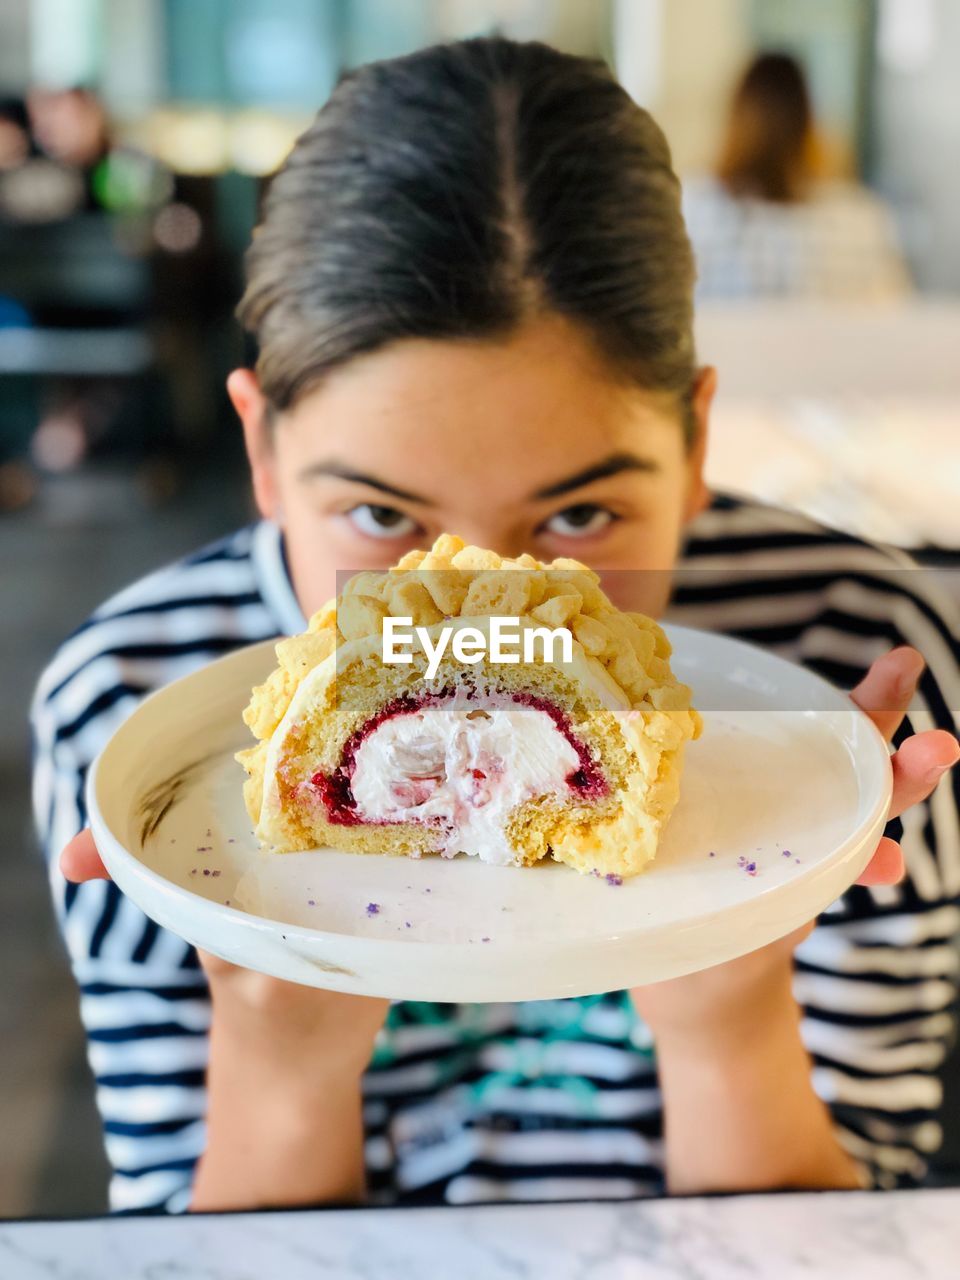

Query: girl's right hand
left=61, top=828, right=390, bottom=1208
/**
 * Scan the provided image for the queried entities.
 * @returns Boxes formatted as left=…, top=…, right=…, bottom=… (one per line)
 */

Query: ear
left=227, top=368, right=280, bottom=522
left=682, top=366, right=716, bottom=524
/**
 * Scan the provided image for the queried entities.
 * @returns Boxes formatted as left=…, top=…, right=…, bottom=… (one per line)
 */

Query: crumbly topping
left=241, top=534, right=699, bottom=743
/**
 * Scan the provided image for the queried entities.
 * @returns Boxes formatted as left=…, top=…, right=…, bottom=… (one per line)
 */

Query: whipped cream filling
left=350, top=698, right=581, bottom=865
left=258, top=617, right=630, bottom=845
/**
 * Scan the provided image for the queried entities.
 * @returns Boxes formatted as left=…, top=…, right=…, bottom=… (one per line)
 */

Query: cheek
left=596, top=493, right=687, bottom=618
left=602, top=569, right=673, bottom=618
left=599, top=527, right=678, bottom=615
left=278, top=490, right=409, bottom=617
left=271, top=462, right=342, bottom=611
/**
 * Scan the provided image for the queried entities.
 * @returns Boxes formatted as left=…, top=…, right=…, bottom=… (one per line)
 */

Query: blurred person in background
left=683, top=52, right=911, bottom=301
left=28, top=87, right=110, bottom=174
left=0, top=96, right=41, bottom=510
left=0, top=87, right=109, bottom=225
left=0, top=82, right=193, bottom=499
left=0, top=85, right=115, bottom=481
left=0, top=98, right=31, bottom=172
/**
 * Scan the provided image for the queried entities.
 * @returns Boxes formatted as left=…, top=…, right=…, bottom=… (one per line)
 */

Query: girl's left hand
left=632, top=645, right=960, bottom=1045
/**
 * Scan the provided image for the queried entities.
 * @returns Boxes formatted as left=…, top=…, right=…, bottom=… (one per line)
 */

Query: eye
left=346, top=504, right=419, bottom=540
left=542, top=504, right=616, bottom=539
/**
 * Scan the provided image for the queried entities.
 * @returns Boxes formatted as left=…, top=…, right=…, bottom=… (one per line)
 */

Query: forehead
left=280, top=315, right=683, bottom=486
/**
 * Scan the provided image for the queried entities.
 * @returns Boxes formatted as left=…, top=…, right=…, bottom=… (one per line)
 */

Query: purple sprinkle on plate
left=227, top=838, right=236, bottom=844
left=708, top=851, right=716, bottom=858
left=424, top=888, right=432, bottom=894
left=737, top=855, right=747, bottom=867
left=745, top=861, right=758, bottom=876
left=794, top=858, right=801, bottom=864
left=782, top=849, right=792, bottom=857
left=366, top=902, right=380, bottom=917
left=405, top=921, right=412, bottom=928
left=481, top=937, right=491, bottom=943
left=189, top=869, right=197, bottom=876
left=605, top=873, right=623, bottom=887
left=307, top=899, right=316, bottom=907
left=202, top=869, right=210, bottom=876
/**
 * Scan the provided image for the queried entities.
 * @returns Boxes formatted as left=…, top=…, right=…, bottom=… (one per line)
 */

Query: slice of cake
left=237, top=535, right=700, bottom=878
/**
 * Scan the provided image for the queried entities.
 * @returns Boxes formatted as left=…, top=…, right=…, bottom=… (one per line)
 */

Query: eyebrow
left=299, top=450, right=660, bottom=507
left=297, top=461, right=435, bottom=506
left=532, top=451, right=660, bottom=500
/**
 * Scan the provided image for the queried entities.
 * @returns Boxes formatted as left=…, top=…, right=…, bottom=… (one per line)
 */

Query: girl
left=34, top=37, right=958, bottom=1214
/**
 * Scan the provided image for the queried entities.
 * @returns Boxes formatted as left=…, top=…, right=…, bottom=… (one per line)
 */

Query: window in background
left=343, top=0, right=436, bottom=65
left=223, top=0, right=341, bottom=108
left=872, top=0, right=959, bottom=291
left=876, top=0, right=938, bottom=73
left=165, top=0, right=340, bottom=109
left=29, top=0, right=103, bottom=92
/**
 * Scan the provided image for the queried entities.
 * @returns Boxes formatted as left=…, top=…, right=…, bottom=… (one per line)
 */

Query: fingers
left=60, top=829, right=111, bottom=883
left=855, top=836, right=905, bottom=887
left=850, top=646, right=925, bottom=742
left=888, top=729, right=960, bottom=821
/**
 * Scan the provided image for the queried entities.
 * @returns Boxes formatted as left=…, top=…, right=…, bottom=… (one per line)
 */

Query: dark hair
left=716, top=52, right=813, bottom=203
left=0, top=97, right=29, bottom=130
left=238, top=37, right=697, bottom=434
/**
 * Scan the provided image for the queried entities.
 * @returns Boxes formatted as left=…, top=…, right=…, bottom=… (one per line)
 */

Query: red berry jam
left=310, top=688, right=605, bottom=825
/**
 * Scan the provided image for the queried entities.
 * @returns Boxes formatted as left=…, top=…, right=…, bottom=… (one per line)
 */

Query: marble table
left=2, top=1189, right=959, bottom=1279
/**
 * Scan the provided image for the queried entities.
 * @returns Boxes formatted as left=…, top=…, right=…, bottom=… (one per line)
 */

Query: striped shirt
left=30, top=495, right=960, bottom=1213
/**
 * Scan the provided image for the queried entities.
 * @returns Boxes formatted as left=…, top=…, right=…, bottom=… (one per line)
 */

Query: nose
left=439, top=517, right=534, bottom=562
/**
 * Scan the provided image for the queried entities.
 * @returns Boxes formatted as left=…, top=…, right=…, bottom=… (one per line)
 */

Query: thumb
left=60, top=829, right=111, bottom=882
left=849, top=646, right=925, bottom=742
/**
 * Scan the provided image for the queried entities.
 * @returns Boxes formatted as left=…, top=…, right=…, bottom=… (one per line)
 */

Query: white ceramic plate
left=87, top=627, right=892, bottom=1001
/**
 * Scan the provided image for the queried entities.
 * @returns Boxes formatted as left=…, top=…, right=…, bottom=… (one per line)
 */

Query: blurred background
left=1, top=0, right=958, bottom=1217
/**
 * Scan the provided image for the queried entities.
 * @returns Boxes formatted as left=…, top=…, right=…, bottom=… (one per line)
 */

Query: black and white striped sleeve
left=30, top=635, right=211, bottom=1213
left=673, top=499, right=959, bottom=1187
left=28, top=534, right=280, bottom=1212
left=790, top=565, right=959, bottom=1187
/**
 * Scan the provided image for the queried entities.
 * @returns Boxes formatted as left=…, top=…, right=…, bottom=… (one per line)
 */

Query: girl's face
left=230, top=314, right=714, bottom=619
